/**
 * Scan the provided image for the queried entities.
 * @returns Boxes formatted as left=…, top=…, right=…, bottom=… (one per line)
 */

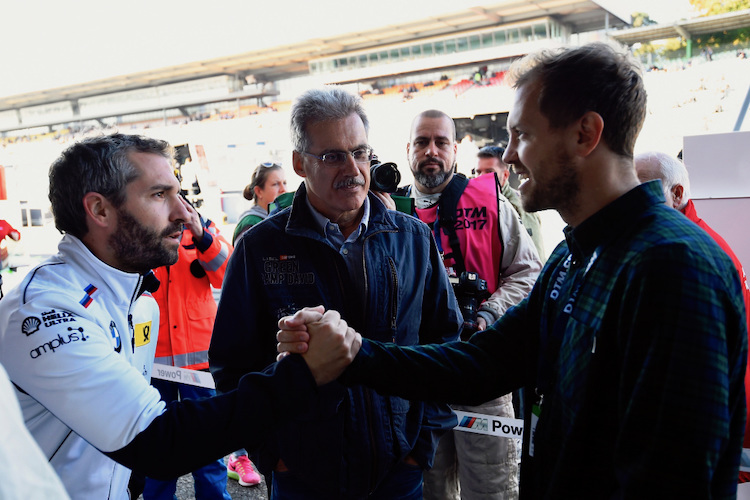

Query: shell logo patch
left=22, top=317, right=41, bottom=336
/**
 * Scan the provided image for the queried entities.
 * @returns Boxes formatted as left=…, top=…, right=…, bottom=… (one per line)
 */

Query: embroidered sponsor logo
left=458, top=415, right=488, bottom=431
left=30, top=327, right=88, bottom=359
left=262, top=256, right=314, bottom=286
left=134, top=321, right=152, bottom=347
left=79, top=284, right=97, bottom=308
left=41, top=309, right=76, bottom=327
left=21, top=317, right=41, bottom=336
left=110, top=321, right=121, bottom=353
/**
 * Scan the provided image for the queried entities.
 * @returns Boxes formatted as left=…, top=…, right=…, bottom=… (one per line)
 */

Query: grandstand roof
left=0, top=0, right=625, bottom=113
left=608, top=8, right=750, bottom=45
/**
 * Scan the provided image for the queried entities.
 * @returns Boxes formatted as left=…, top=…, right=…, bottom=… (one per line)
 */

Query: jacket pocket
left=186, top=294, right=216, bottom=320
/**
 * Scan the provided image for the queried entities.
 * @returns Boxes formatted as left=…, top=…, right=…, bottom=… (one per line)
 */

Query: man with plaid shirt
left=278, top=42, right=747, bottom=499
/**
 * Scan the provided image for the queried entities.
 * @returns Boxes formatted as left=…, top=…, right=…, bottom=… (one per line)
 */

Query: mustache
left=334, top=177, right=366, bottom=189
left=418, top=158, right=444, bottom=169
left=163, top=224, right=184, bottom=237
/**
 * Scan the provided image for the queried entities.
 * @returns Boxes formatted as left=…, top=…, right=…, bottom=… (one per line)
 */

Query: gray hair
left=290, top=87, right=369, bottom=153
left=635, top=151, right=691, bottom=205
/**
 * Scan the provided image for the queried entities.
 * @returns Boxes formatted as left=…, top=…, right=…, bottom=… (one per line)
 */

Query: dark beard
left=413, top=160, right=453, bottom=189
left=522, top=151, right=579, bottom=215
left=109, top=208, right=182, bottom=273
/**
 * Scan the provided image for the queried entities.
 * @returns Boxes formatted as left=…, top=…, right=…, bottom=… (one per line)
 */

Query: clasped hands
left=276, top=306, right=362, bottom=385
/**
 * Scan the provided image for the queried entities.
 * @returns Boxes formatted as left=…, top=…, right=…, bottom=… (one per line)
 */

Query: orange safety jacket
left=152, top=219, right=232, bottom=371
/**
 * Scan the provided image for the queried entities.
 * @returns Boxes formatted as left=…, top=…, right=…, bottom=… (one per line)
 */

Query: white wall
left=683, top=130, right=750, bottom=269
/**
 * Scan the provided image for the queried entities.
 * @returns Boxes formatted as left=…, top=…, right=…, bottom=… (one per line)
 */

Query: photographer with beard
left=394, top=110, right=541, bottom=500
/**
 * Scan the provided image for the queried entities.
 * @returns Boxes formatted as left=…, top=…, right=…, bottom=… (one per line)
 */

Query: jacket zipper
left=388, top=257, right=398, bottom=339
left=359, top=236, right=379, bottom=492
left=128, top=274, right=144, bottom=354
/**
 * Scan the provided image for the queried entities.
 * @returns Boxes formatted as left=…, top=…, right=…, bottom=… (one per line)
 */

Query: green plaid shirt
left=347, top=181, right=747, bottom=499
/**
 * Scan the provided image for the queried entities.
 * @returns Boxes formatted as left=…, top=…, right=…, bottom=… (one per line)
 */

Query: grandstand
left=1, top=0, right=750, bottom=270
left=1, top=1, right=629, bottom=137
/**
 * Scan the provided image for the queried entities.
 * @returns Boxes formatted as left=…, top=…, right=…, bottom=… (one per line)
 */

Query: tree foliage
left=688, top=0, right=750, bottom=48
left=632, top=12, right=658, bottom=27
left=689, top=0, right=750, bottom=16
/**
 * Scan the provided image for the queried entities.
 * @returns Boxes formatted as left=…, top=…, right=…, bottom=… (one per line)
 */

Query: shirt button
left=342, top=249, right=349, bottom=255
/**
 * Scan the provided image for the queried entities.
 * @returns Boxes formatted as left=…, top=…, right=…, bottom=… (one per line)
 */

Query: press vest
left=415, top=173, right=504, bottom=291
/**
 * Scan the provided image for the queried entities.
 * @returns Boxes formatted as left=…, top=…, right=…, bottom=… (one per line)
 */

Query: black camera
left=370, top=158, right=401, bottom=193
left=449, top=271, right=491, bottom=339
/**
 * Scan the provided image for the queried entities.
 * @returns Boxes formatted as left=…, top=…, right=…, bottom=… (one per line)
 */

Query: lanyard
left=537, top=248, right=600, bottom=397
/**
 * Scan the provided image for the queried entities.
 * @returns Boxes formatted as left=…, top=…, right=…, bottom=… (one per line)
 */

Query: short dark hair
left=477, top=145, right=505, bottom=161
left=290, top=87, right=369, bottom=153
left=510, top=42, right=646, bottom=158
left=48, top=133, right=173, bottom=238
left=411, top=109, right=456, bottom=141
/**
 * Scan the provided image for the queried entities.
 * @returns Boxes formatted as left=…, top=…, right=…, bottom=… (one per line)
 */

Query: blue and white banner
left=453, top=410, right=524, bottom=439
left=151, top=364, right=526, bottom=438
left=151, top=363, right=216, bottom=389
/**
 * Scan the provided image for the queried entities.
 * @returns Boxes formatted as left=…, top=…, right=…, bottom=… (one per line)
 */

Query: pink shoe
left=227, top=454, right=261, bottom=486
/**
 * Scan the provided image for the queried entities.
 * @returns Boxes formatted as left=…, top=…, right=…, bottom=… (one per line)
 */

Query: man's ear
left=82, top=192, right=113, bottom=229
left=292, top=151, right=307, bottom=178
left=576, top=111, right=604, bottom=157
left=671, top=184, right=685, bottom=209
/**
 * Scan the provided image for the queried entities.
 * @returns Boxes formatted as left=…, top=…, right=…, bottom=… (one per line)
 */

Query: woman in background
left=232, top=163, right=287, bottom=245
left=227, top=162, right=286, bottom=489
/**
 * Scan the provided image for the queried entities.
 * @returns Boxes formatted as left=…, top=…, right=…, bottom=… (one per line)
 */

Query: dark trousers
left=142, top=378, right=231, bottom=500
left=271, top=460, right=423, bottom=499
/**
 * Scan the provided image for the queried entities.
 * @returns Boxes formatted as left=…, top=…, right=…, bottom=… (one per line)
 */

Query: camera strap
left=436, top=174, right=470, bottom=276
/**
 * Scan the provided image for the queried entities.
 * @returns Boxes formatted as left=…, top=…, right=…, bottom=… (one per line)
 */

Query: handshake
left=276, top=306, right=362, bottom=385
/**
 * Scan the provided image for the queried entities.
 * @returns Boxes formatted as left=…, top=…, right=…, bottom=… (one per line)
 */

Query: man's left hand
left=372, top=191, right=396, bottom=211
left=277, top=307, right=361, bottom=385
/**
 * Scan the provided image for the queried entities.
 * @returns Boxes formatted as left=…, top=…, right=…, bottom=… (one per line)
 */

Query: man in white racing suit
left=0, top=134, right=358, bottom=500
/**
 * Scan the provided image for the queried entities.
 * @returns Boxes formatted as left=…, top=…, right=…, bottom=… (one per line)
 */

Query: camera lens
left=370, top=162, right=401, bottom=193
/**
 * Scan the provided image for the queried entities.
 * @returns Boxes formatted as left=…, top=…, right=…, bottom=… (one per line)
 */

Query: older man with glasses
left=209, top=86, right=462, bottom=499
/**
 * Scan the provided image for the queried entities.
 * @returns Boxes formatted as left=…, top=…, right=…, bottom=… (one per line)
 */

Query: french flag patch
left=79, top=284, right=97, bottom=308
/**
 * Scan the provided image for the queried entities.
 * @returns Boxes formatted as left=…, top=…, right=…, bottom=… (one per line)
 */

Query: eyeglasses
left=301, top=147, right=373, bottom=166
